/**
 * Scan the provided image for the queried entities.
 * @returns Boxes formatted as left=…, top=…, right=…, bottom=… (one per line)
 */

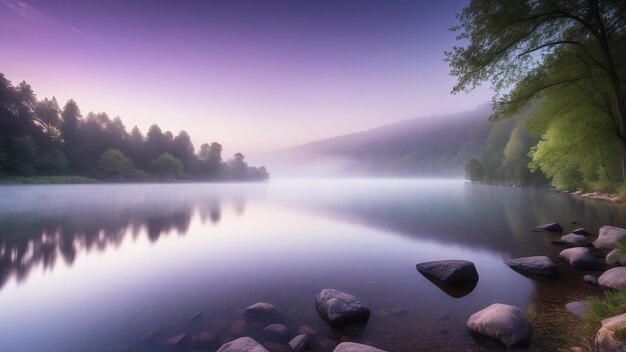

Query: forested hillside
left=0, top=73, right=268, bottom=182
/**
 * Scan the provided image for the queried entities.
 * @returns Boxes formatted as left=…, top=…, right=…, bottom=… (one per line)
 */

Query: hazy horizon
left=0, top=0, right=492, bottom=156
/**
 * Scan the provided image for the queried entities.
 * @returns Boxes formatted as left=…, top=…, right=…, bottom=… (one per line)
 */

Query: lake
left=1, top=179, right=625, bottom=352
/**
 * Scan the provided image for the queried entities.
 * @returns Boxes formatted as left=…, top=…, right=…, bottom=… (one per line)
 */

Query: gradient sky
left=0, top=0, right=492, bottom=156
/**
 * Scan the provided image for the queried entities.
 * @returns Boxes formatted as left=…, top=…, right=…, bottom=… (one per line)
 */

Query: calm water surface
left=1, top=179, right=625, bottom=352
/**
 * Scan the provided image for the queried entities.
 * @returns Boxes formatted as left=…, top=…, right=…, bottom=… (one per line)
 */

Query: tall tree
left=446, top=0, right=626, bottom=181
left=34, top=97, right=61, bottom=141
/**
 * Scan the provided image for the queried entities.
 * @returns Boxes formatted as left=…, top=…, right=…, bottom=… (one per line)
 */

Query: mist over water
left=1, top=179, right=625, bottom=351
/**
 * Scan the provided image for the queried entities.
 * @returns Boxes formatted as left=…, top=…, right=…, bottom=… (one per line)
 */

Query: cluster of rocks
left=150, top=290, right=386, bottom=352
left=414, top=223, right=626, bottom=350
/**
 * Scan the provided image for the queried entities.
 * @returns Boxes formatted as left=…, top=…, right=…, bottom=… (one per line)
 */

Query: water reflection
left=0, top=183, right=263, bottom=291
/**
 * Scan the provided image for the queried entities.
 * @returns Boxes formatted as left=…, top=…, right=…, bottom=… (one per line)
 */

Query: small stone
left=262, top=324, right=289, bottom=342
left=561, top=233, right=591, bottom=246
left=195, top=331, right=218, bottom=349
left=505, top=256, right=558, bottom=277
left=594, top=226, right=626, bottom=252
left=598, top=267, right=626, bottom=290
left=565, top=301, right=590, bottom=320
left=230, top=320, right=248, bottom=336
left=314, top=289, right=370, bottom=328
left=245, top=302, right=284, bottom=324
left=298, top=325, right=318, bottom=336
left=217, top=337, right=269, bottom=352
left=573, top=228, right=593, bottom=236
left=583, top=275, right=598, bottom=285
left=559, top=247, right=599, bottom=269
left=535, top=222, right=564, bottom=233
left=333, top=342, right=387, bottom=352
left=288, top=335, right=308, bottom=352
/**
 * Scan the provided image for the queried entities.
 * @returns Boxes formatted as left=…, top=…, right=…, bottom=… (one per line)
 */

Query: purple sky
left=0, top=0, right=491, bottom=156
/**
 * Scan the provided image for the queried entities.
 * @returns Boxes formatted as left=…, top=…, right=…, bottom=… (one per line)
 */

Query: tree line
left=450, top=0, right=625, bottom=194
left=0, top=73, right=269, bottom=182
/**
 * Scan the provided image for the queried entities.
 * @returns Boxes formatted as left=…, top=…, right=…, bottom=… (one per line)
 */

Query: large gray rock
left=505, top=256, right=558, bottom=277
left=599, top=267, right=626, bottom=290
left=245, top=302, right=284, bottom=323
left=333, top=342, right=387, bottom=352
left=595, top=313, right=626, bottom=352
left=561, top=233, right=592, bottom=246
left=314, top=289, right=370, bottom=328
left=416, top=260, right=479, bottom=285
left=288, top=335, right=308, bottom=352
left=217, top=337, right=270, bottom=352
left=466, top=303, right=531, bottom=348
left=559, top=247, right=599, bottom=269
left=594, top=226, right=626, bottom=252
left=565, top=301, right=590, bottom=320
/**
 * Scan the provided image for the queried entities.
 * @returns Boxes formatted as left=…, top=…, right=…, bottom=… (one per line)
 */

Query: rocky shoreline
left=140, top=223, right=626, bottom=352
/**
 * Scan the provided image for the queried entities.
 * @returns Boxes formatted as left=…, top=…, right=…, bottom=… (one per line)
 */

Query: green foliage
left=0, top=175, right=98, bottom=184
left=95, top=149, right=146, bottom=181
left=38, top=150, right=69, bottom=175
left=0, top=137, right=7, bottom=175
left=150, top=153, right=184, bottom=180
left=584, top=290, right=626, bottom=334
left=465, top=158, right=485, bottom=181
left=10, top=136, right=38, bottom=176
left=614, top=327, right=626, bottom=343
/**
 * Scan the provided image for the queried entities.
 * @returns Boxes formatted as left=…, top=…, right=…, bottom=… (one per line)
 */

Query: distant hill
left=253, top=104, right=495, bottom=177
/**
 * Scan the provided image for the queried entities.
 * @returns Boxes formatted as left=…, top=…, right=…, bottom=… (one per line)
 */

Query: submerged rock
left=188, top=311, right=204, bottom=325
left=298, top=325, right=318, bottom=336
left=559, top=247, right=599, bottom=269
left=195, top=330, right=218, bottom=349
left=230, top=320, right=248, bottom=336
left=535, top=222, right=564, bottom=233
left=573, top=228, right=594, bottom=236
left=245, top=302, right=284, bottom=324
left=594, top=226, right=626, bottom=252
left=217, top=337, right=270, bottom=352
left=505, top=256, right=558, bottom=277
left=167, top=334, right=190, bottom=350
left=333, top=342, right=388, bottom=352
left=561, top=233, right=592, bottom=247
left=565, top=301, right=590, bottom=320
left=466, top=303, right=531, bottom=348
left=314, top=289, right=370, bottom=328
left=599, top=267, right=626, bottom=290
left=288, top=335, right=308, bottom=352
left=262, top=324, right=289, bottom=342
left=595, top=313, right=626, bottom=352
left=416, top=260, right=479, bottom=286
left=584, top=275, right=599, bottom=285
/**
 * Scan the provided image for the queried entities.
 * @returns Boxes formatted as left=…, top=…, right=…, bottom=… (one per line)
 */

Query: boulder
left=594, top=226, right=626, bottom=252
left=565, top=301, right=590, bottom=320
left=599, top=267, right=626, bottom=290
left=262, top=324, right=289, bottom=342
left=314, top=289, right=370, bottom=328
left=466, top=303, right=531, bottom=348
left=584, top=275, right=599, bottom=285
left=561, top=233, right=591, bottom=247
left=333, top=342, right=387, bottom=352
left=607, top=249, right=626, bottom=265
left=535, top=222, right=564, bottom=233
left=217, top=337, right=270, bottom=352
left=559, top=247, right=599, bottom=269
left=595, top=313, right=626, bottom=352
left=245, top=302, right=284, bottom=323
left=505, top=256, right=558, bottom=277
left=416, top=260, right=479, bottom=286
left=288, top=335, right=308, bottom=352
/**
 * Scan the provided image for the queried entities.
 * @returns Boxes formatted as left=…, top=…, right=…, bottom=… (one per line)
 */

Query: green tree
left=34, top=97, right=61, bottom=141
left=0, top=137, right=7, bottom=175
left=95, top=149, right=143, bottom=181
left=150, top=153, right=183, bottom=180
left=465, top=158, right=485, bottom=182
left=447, top=0, right=626, bottom=182
left=10, top=136, right=37, bottom=176
left=38, top=150, right=69, bottom=175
